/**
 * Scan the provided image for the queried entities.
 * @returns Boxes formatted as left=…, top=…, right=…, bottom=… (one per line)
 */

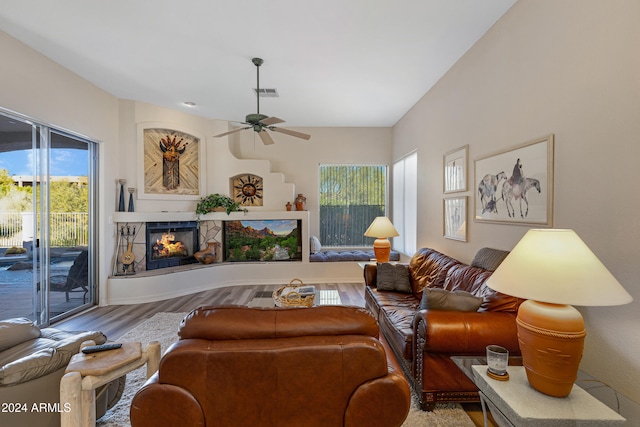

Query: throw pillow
left=310, top=236, right=322, bottom=254
left=376, top=263, right=412, bottom=293
left=471, top=247, right=510, bottom=271
left=418, top=288, right=483, bottom=311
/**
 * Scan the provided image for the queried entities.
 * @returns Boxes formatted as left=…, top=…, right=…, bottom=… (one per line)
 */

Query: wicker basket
left=273, top=278, right=315, bottom=307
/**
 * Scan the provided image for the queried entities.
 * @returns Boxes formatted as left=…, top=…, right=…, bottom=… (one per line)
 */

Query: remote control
left=82, top=343, right=122, bottom=354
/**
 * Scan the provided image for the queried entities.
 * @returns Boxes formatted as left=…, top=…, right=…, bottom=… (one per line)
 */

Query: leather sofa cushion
left=0, top=318, right=40, bottom=352
left=476, top=285, right=524, bottom=313
left=409, top=248, right=461, bottom=298
left=442, top=264, right=522, bottom=313
left=443, top=264, right=492, bottom=295
left=364, top=286, right=418, bottom=361
left=379, top=305, right=416, bottom=361
left=365, top=287, right=418, bottom=320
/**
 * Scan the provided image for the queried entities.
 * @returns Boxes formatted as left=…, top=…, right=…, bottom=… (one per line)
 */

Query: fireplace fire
left=152, top=232, right=188, bottom=259
left=146, top=221, right=199, bottom=270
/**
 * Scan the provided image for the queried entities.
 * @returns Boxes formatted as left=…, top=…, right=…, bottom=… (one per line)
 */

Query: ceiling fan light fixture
left=212, top=57, right=311, bottom=143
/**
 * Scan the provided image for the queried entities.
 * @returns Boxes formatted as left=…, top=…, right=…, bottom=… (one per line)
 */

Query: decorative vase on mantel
left=194, top=241, right=218, bottom=264
left=118, top=179, right=126, bottom=212
left=295, top=194, right=306, bottom=211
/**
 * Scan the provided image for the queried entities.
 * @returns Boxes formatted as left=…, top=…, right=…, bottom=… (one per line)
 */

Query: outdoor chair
left=48, top=250, right=89, bottom=303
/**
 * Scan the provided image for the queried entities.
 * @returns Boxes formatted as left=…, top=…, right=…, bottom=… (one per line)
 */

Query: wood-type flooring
left=53, top=282, right=489, bottom=426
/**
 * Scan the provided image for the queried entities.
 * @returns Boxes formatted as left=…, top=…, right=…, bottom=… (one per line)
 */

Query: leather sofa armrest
left=130, top=372, right=205, bottom=427
left=345, top=371, right=411, bottom=427
left=363, top=263, right=378, bottom=287
left=342, top=326, right=411, bottom=426
left=413, top=309, right=520, bottom=355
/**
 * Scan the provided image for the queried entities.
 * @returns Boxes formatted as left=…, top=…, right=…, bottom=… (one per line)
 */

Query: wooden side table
left=471, top=365, right=626, bottom=426
left=60, top=341, right=161, bottom=427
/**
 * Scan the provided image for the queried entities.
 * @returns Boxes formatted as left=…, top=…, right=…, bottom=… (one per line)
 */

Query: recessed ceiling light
left=183, top=101, right=196, bottom=107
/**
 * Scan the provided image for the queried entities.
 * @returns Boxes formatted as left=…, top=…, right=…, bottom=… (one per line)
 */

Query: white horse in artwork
left=501, top=177, right=541, bottom=218
left=478, top=172, right=507, bottom=213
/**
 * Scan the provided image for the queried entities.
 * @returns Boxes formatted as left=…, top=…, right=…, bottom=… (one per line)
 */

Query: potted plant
left=195, top=193, right=245, bottom=217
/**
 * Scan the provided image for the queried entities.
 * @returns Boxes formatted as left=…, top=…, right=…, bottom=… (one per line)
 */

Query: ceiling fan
left=213, top=58, right=311, bottom=145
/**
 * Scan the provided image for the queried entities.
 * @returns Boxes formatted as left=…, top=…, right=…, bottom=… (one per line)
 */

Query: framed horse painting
left=474, top=135, right=554, bottom=226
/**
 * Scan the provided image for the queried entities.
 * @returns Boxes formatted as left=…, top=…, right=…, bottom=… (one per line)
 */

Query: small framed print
left=444, top=196, right=467, bottom=242
left=444, top=145, right=468, bottom=193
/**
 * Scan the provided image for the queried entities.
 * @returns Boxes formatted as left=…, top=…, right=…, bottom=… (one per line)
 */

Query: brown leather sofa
left=130, top=305, right=411, bottom=427
left=364, top=247, right=523, bottom=410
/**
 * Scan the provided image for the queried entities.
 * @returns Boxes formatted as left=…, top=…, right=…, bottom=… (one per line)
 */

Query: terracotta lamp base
left=372, top=238, right=391, bottom=263
left=516, top=300, right=586, bottom=397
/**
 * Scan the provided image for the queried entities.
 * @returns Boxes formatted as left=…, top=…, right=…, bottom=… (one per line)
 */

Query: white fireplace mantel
left=111, top=209, right=309, bottom=223
left=105, top=209, right=341, bottom=305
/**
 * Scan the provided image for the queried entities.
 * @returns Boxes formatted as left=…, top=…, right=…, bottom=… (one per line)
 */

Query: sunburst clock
left=231, top=174, right=264, bottom=206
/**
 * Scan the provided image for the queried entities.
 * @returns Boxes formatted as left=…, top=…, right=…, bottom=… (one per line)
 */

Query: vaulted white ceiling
left=0, top=0, right=516, bottom=127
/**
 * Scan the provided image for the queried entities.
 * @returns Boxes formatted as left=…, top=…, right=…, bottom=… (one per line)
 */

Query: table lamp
left=364, top=216, right=399, bottom=263
left=486, top=229, right=633, bottom=397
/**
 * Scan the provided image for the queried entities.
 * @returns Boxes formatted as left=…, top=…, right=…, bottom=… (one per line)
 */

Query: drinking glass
left=486, top=345, right=509, bottom=376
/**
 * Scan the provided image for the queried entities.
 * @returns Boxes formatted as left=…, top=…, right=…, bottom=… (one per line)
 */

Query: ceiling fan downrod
left=253, top=57, right=263, bottom=117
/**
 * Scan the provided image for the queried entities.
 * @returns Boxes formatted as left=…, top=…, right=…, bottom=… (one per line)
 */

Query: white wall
left=393, top=0, right=640, bottom=403
left=116, top=102, right=392, bottom=241
left=0, top=30, right=393, bottom=305
left=230, top=126, right=393, bottom=238
left=0, top=30, right=120, bottom=305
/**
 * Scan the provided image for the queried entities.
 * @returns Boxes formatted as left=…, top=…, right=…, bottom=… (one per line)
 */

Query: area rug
left=97, top=312, right=474, bottom=427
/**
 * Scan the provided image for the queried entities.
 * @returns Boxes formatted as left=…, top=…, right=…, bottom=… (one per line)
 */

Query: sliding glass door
left=0, top=111, right=96, bottom=325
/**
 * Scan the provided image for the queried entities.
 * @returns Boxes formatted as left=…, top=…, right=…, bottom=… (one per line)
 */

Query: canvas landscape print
left=224, top=220, right=302, bottom=262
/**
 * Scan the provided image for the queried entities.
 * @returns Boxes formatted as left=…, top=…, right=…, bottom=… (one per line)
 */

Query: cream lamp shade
left=364, top=217, right=399, bottom=263
left=486, top=229, right=632, bottom=397
left=486, top=229, right=632, bottom=306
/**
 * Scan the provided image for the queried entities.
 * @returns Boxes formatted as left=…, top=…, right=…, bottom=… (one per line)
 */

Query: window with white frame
left=319, top=164, right=388, bottom=247
left=392, top=152, right=417, bottom=255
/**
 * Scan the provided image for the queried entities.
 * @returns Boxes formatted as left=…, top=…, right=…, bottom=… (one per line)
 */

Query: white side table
left=60, top=341, right=160, bottom=427
left=472, top=365, right=626, bottom=427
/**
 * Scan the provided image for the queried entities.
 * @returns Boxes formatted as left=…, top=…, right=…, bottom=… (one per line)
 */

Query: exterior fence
left=0, top=212, right=89, bottom=248
left=320, top=205, right=385, bottom=247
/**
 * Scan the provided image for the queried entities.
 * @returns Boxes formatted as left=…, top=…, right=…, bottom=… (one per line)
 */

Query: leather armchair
left=0, top=317, right=122, bottom=427
left=130, top=305, right=411, bottom=427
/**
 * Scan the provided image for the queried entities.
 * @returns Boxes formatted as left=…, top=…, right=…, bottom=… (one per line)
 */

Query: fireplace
left=145, top=221, right=199, bottom=270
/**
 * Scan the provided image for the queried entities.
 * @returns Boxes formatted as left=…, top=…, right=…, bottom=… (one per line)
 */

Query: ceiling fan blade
left=213, top=126, right=251, bottom=138
left=258, top=130, right=275, bottom=145
left=260, top=116, right=285, bottom=126
left=269, top=127, right=311, bottom=140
